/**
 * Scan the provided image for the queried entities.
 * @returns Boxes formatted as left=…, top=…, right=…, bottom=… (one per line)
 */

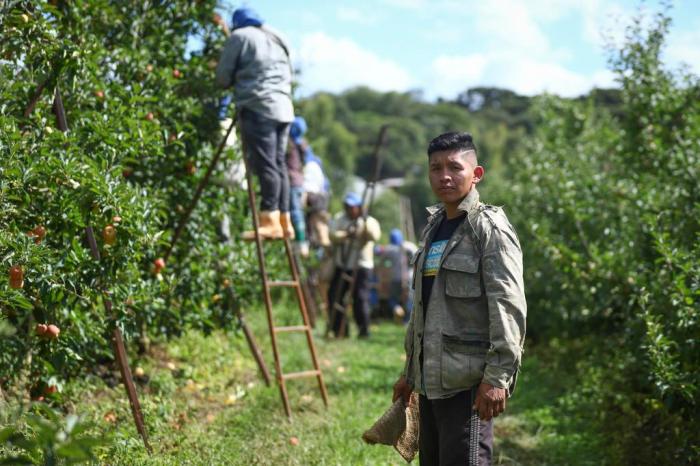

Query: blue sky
left=219, top=0, right=700, bottom=100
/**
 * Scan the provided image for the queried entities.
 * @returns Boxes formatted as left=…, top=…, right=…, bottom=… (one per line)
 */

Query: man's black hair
left=427, top=132, right=477, bottom=157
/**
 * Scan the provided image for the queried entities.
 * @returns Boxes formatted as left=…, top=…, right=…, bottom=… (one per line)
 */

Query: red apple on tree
left=185, top=161, right=196, bottom=175
left=28, top=225, right=46, bottom=244
left=33, top=225, right=46, bottom=242
left=168, top=133, right=178, bottom=143
left=172, top=69, right=181, bottom=78
left=95, top=89, right=105, bottom=99
left=145, top=64, right=154, bottom=73
left=103, top=224, right=117, bottom=245
left=153, top=258, right=166, bottom=274
left=9, top=265, right=23, bottom=289
left=46, top=324, right=61, bottom=339
left=145, top=112, right=154, bottom=121
left=35, top=323, right=48, bottom=336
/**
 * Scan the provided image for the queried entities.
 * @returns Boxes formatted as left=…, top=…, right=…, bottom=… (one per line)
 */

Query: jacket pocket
left=440, top=334, right=489, bottom=390
left=442, top=253, right=481, bottom=298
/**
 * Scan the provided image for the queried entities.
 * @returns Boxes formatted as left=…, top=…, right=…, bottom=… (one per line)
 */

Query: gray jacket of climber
left=402, top=188, right=526, bottom=399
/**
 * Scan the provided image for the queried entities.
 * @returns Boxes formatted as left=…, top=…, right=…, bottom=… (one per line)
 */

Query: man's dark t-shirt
left=421, top=213, right=466, bottom=319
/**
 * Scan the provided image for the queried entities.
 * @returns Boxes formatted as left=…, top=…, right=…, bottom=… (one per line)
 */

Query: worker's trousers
left=239, top=109, right=290, bottom=213
left=329, top=266, right=371, bottom=337
left=419, top=389, right=493, bottom=466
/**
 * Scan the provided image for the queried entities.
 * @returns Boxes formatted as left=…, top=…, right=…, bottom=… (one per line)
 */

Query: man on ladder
left=215, top=7, right=328, bottom=417
left=215, top=7, right=294, bottom=239
left=328, top=193, right=381, bottom=338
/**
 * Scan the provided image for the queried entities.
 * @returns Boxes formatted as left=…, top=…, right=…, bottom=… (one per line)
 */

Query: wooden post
left=164, top=115, right=237, bottom=261
left=51, top=88, right=152, bottom=454
left=224, top=286, right=272, bottom=387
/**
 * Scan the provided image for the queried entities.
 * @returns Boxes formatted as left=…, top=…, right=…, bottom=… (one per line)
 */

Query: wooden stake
left=49, top=88, right=151, bottom=453
left=165, top=115, right=237, bottom=261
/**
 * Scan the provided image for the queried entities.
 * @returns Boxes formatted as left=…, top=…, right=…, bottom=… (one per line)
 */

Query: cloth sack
left=362, top=392, right=419, bottom=462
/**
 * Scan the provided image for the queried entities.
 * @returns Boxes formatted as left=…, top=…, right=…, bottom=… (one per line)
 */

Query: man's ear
left=473, top=165, right=485, bottom=184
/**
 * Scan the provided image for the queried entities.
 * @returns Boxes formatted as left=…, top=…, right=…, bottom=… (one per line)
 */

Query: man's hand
left=473, top=382, right=507, bottom=421
left=392, top=376, right=412, bottom=404
left=212, top=13, right=230, bottom=37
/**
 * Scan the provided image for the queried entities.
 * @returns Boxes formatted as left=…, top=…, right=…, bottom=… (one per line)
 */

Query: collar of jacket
left=425, top=188, right=481, bottom=222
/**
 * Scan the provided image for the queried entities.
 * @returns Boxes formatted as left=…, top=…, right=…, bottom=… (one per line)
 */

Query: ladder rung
left=268, top=280, right=299, bottom=288
left=274, top=325, right=309, bottom=333
left=242, top=235, right=284, bottom=242
left=282, top=370, right=321, bottom=380
left=333, top=303, right=346, bottom=311
left=341, top=273, right=353, bottom=281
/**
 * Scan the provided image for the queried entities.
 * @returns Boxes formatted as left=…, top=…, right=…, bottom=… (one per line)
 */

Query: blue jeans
left=289, top=186, right=306, bottom=241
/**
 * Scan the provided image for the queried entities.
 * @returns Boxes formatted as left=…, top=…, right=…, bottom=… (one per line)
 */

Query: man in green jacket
left=393, top=132, right=526, bottom=465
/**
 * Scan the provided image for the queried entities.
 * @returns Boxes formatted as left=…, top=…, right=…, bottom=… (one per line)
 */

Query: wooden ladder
left=240, top=128, right=329, bottom=417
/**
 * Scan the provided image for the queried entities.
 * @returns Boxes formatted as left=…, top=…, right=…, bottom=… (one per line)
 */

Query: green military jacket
left=402, top=188, right=526, bottom=399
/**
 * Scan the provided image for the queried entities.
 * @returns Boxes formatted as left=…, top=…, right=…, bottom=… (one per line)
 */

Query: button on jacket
left=402, top=188, right=526, bottom=399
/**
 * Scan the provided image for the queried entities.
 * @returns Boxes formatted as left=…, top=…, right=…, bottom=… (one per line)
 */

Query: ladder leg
left=284, top=239, right=329, bottom=407
left=240, top=126, right=293, bottom=417
left=239, top=313, right=272, bottom=387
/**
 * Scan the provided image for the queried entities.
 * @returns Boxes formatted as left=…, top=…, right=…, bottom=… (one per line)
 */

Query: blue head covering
left=390, top=228, right=403, bottom=245
left=231, top=8, right=263, bottom=30
left=290, top=116, right=307, bottom=145
left=344, top=192, right=362, bottom=207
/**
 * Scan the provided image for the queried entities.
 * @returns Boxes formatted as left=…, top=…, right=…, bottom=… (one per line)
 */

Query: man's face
left=345, top=204, right=361, bottom=219
left=428, top=150, right=483, bottom=206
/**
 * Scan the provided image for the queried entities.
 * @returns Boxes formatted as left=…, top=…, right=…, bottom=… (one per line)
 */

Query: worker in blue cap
left=215, top=7, right=294, bottom=239
left=328, top=193, right=381, bottom=338
left=286, top=116, right=309, bottom=255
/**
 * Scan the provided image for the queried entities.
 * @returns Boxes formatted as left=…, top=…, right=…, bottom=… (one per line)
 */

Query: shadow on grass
left=494, top=345, right=604, bottom=466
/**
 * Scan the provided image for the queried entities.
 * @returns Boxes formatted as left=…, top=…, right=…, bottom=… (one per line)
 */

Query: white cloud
left=292, top=0, right=639, bottom=99
left=381, top=0, right=428, bottom=9
left=296, top=32, right=414, bottom=95
left=430, top=54, right=488, bottom=97
left=428, top=52, right=617, bottom=99
left=580, top=1, right=635, bottom=49
left=666, top=21, right=700, bottom=75
left=336, top=6, right=376, bottom=25
left=474, top=0, right=552, bottom=56
left=489, top=55, right=619, bottom=97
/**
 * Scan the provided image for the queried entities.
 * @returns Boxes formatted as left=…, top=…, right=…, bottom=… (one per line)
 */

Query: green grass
left=2, top=302, right=604, bottom=465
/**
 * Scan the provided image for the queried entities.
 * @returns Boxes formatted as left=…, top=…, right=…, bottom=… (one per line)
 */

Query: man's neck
left=444, top=201, right=464, bottom=219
